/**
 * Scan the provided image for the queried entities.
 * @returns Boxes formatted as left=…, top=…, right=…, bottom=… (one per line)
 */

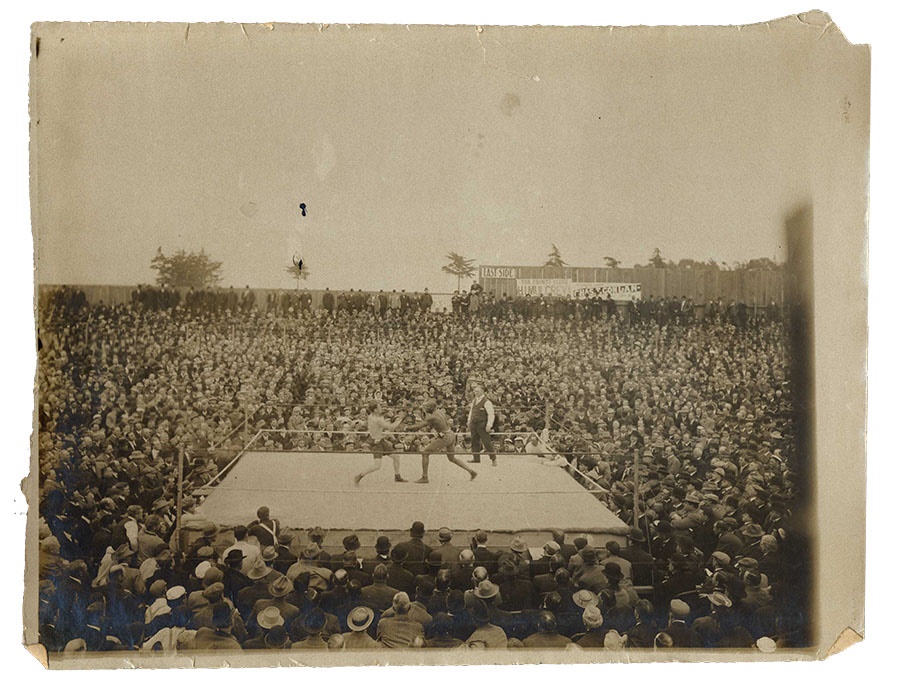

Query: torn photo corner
left=26, top=12, right=868, bottom=668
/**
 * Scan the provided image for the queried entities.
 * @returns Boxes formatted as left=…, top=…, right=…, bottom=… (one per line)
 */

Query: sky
left=8, top=2, right=887, bottom=675
left=33, top=19, right=831, bottom=293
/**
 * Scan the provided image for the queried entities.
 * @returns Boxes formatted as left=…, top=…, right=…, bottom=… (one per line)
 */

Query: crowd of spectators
left=36, top=283, right=805, bottom=653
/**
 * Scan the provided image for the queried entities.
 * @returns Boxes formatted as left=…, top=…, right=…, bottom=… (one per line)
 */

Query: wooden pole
left=175, top=447, right=185, bottom=555
left=633, top=447, right=640, bottom=528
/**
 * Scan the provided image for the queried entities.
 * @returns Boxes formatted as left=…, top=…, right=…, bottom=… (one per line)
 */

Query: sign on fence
left=515, top=278, right=642, bottom=301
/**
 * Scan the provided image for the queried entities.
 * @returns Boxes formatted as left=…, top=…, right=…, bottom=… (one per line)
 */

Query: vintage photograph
left=26, top=15, right=868, bottom=666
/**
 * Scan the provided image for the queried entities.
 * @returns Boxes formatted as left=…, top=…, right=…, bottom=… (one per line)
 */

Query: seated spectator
left=376, top=593, right=424, bottom=649
left=465, top=599, right=507, bottom=649
left=523, top=611, right=570, bottom=648
left=343, top=607, right=380, bottom=649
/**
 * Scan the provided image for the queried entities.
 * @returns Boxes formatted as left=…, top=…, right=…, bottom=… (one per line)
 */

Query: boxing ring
left=191, top=428, right=630, bottom=548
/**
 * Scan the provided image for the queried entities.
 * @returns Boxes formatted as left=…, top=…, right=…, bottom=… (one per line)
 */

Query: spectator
left=376, top=593, right=424, bottom=649
left=343, top=607, right=380, bottom=649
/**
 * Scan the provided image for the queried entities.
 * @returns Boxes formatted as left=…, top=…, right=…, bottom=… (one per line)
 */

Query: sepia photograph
left=23, top=7, right=871, bottom=669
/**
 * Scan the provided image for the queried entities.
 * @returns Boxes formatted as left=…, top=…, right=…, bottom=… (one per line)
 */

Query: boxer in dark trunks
left=407, top=400, right=477, bottom=484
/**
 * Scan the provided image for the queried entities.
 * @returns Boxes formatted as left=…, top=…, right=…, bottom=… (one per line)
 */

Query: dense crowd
left=37, top=284, right=806, bottom=653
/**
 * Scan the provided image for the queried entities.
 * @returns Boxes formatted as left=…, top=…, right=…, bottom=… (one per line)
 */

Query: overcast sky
left=33, top=20, right=828, bottom=292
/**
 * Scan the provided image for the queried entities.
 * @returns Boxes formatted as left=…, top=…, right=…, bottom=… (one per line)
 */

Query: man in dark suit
left=450, top=549, right=477, bottom=591
left=341, top=551, right=374, bottom=588
left=619, top=527, right=655, bottom=588
left=363, top=536, right=392, bottom=574
left=385, top=546, right=416, bottom=596
left=361, top=564, right=400, bottom=614
left=396, top=521, right=432, bottom=576
left=467, top=383, right=496, bottom=465
left=626, top=599, right=659, bottom=648
left=552, top=530, right=578, bottom=565
left=433, top=527, right=462, bottom=565
left=471, top=530, right=498, bottom=575
left=533, top=556, right=566, bottom=596
left=322, top=288, right=334, bottom=316
left=661, top=599, right=701, bottom=647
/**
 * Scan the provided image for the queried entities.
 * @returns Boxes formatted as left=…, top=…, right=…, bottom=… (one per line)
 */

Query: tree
left=544, top=244, right=567, bottom=268
left=648, top=248, right=667, bottom=269
left=742, top=257, right=783, bottom=271
left=441, top=252, right=477, bottom=292
left=285, top=264, right=311, bottom=289
left=603, top=256, right=620, bottom=269
left=150, top=247, right=223, bottom=288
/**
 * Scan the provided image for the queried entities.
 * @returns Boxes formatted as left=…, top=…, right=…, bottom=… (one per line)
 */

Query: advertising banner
left=515, top=278, right=574, bottom=296
left=514, top=278, right=641, bottom=300
left=571, top=282, right=642, bottom=301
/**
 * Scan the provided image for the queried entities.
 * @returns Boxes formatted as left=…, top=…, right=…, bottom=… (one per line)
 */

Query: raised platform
left=197, top=451, right=628, bottom=543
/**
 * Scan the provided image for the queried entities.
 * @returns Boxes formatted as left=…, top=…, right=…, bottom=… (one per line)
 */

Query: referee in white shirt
left=468, top=383, right=497, bottom=465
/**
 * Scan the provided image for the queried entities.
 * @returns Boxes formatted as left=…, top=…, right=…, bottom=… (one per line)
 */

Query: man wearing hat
left=433, top=527, right=461, bottom=565
left=136, top=515, right=167, bottom=564
left=307, top=526, right=333, bottom=568
left=287, top=544, right=333, bottom=592
left=530, top=541, right=561, bottom=579
left=248, top=574, right=300, bottom=634
left=574, top=604, right=607, bottom=647
left=376, top=592, right=425, bottom=648
left=573, top=547, right=608, bottom=593
left=242, top=606, right=286, bottom=649
left=236, top=558, right=275, bottom=619
left=395, top=521, right=432, bottom=576
left=344, top=607, right=380, bottom=648
left=165, top=585, right=191, bottom=628
left=341, top=550, right=374, bottom=587
left=220, top=549, right=252, bottom=604
left=507, top=536, right=531, bottom=565
left=661, top=599, right=701, bottom=648
left=672, top=491, right=705, bottom=532
left=193, top=602, right=242, bottom=650
left=186, top=521, right=220, bottom=564
left=600, top=542, right=633, bottom=586
left=497, top=556, right=535, bottom=612
left=464, top=599, right=507, bottom=649
left=273, top=531, right=296, bottom=575
left=385, top=546, right=416, bottom=595
left=738, top=523, right=766, bottom=560
left=363, top=535, right=392, bottom=574
left=290, top=608, right=330, bottom=649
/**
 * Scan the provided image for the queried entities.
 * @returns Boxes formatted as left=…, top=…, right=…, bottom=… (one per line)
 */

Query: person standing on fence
left=407, top=400, right=477, bottom=484
left=468, top=383, right=496, bottom=466
left=354, top=403, right=408, bottom=486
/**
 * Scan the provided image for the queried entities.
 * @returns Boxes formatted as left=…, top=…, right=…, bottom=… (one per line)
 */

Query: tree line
left=148, top=245, right=783, bottom=291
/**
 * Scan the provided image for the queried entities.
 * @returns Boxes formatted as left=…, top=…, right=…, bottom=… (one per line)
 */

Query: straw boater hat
left=347, top=607, right=375, bottom=632
left=257, top=606, right=284, bottom=630
left=572, top=590, right=599, bottom=609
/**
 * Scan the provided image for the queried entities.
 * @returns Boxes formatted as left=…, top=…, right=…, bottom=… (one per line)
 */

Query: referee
left=468, top=383, right=497, bottom=466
